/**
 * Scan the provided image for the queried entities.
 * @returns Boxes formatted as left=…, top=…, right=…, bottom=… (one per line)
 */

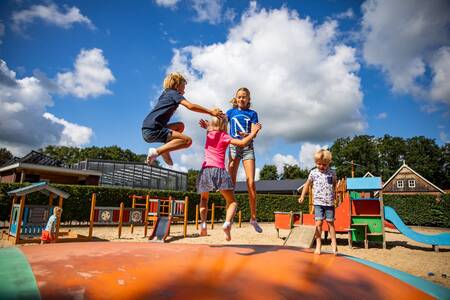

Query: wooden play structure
left=88, top=193, right=146, bottom=239
left=347, top=177, right=386, bottom=249
left=148, top=196, right=189, bottom=242
left=194, top=203, right=242, bottom=230
left=2, top=182, right=88, bottom=244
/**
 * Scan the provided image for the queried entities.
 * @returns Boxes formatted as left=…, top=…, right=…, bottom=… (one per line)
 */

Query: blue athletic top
left=226, top=108, right=258, bottom=139
left=142, top=89, right=184, bottom=129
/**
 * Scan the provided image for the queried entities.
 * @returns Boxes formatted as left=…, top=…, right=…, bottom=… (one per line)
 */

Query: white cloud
left=376, top=112, right=387, bottom=120
left=57, top=48, right=115, bottom=98
left=361, top=0, right=450, bottom=106
left=0, top=59, right=94, bottom=156
left=12, top=4, right=94, bottom=32
left=165, top=3, right=365, bottom=166
left=155, top=0, right=180, bottom=9
left=439, top=131, right=449, bottom=143
left=336, top=8, right=354, bottom=20
left=299, top=143, right=328, bottom=170
left=272, top=153, right=299, bottom=175
left=43, top=113, right=93, bottom=146
left=191, top=0, right=223, bottom=24
left=430, top=47, right=450, bottom=104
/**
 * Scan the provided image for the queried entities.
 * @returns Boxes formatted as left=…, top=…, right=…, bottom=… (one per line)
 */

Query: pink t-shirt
left=202, top=130, right=232, bottom=169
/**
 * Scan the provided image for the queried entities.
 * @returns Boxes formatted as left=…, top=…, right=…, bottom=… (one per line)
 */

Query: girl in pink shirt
left=197, top=115, right=261, bottom=241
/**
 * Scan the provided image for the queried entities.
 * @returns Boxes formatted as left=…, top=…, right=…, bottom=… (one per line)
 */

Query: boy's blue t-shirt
left=142, top=89, right=185, bottom=129
left=226, top=108, right=258, bottom=139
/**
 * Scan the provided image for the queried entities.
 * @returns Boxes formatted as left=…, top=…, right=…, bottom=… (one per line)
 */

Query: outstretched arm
left=298, top=179, right=311, bottom=204
left=180, top=99, right=223, bottom=117
left=229, top=123, right=261, bottom=147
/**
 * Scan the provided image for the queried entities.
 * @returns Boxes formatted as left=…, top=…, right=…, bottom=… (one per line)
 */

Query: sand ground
left=2, top=223, right=449, bottom=289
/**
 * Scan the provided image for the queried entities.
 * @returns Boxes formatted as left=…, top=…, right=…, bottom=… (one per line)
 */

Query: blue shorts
left=142, top=128, right=171, bottom=143
left=314, top=205, right=335, bottom=222
left=229, top=143, right=255, bottom=161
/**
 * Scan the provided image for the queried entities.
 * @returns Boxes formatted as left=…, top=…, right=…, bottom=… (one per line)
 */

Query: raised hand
left=199, top=119, right=209, bottom=129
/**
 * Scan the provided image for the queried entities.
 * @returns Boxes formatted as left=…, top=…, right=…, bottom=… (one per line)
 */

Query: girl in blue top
left=226, top=87, right=262, bottom=233
left=142, top=72, right=223, bottom=166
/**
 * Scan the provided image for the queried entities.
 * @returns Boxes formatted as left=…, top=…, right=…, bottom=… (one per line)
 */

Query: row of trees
left=258, top=135, right=449, bottom=189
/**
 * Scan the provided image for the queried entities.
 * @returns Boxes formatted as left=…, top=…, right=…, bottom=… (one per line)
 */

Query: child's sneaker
left=161, top=152, right=173, bottom=166
left=222, top=221, right=231, bottom=241
left=200, top=222, right=207, bottom=236
left=250, top=219, right=263, bottom=233
left=145, top=148, right=158, bottom=165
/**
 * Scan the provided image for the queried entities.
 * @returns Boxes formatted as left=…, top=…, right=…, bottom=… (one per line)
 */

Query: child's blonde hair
left=210, top=114, right=228, bottom=132
left=230, top=87, right=251, bottom=109
left=163, top=72, right=187, bottom=89
left=314, top=149, right=332, bottom=164
left=53, top=206, right=63, bottom=215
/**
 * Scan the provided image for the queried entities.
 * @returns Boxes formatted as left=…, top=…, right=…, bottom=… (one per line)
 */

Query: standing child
left=142, top=72, right=223, bottom=166
left=298, top=149, right=337, bottom=254
left=41, top=207, right=62, bottom=244
left=197, top=114, right=261, bottom=241
left=226, top=87, right=263, bottom=233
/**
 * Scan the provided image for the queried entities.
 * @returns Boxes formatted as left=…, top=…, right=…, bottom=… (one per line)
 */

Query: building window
left=408, top=180, right=416, bottom=188
left=396, top=180, right=404, bottom=188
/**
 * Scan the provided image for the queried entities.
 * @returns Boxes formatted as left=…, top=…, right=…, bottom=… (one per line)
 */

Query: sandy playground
left=1, top=222, right=449, bottom=289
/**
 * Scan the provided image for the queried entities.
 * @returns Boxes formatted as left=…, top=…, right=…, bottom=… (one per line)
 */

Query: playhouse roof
left=7, top=181, right=70, bottom=199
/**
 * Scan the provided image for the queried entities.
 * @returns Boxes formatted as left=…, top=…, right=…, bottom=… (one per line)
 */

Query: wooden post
left=238, top=210, right=242, bottom=228
left=183, top=196, right=188, bottom=237
left=7, top=195, right=17, bottom=240
left=211, top=203, right=215, bottom=229
left=195, top=204, right=199, bottom=230
left=48, top=193, right=53, bottom=207
left=88, top=193, right=96, bottom=238
left=118, top=202, right=124, bottom=239
left=131, top=195, right=136, bottom=234
left=15, top=195, right=26, bottom=244
left=351, top=160, right=355, bottom=178
left=144, top=195, right=149, bottom=237
left=55, top=195, right=63, bottom=240
left=308, top=185, right=314, bottom=214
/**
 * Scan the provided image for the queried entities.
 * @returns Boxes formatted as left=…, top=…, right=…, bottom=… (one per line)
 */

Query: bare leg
left=242, top=159, right=257, bottom=221
left=156, top=130, right=192, bottom=156
left=328, top=221, right=338, bottom=254
left=219, top=189, right=237, bottom=241
left=227, top=156, right=241, bottom=185
left=160, top=122, right=185, bottom=165
left=199, top=192, right=209, bottom=236
left=315, top=220, right=323, bottom=254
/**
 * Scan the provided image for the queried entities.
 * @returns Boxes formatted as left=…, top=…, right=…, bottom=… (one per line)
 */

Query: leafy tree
left=280, top=164, right=308, bottom=179
left=259, top=164, right=279, bottom=180
left=377, top=135, right=407, bottom=180
left=439, top=143, right=450, bottom=189
left=0, top=148, right=13, bottom=166
left=187, top=169, right=200, bottom=191
left=404, top=136, right=441, bottom=183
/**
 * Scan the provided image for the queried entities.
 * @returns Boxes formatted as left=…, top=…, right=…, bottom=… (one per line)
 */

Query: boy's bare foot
left=332, top=244, right=338, bottom=255
left=314, top=249, right=321, bottom=255
left=161, top=152, right=173, bottom=166
left=145, top=148, right=158, bottom=166
left=223, top=223, right=231, bottom=241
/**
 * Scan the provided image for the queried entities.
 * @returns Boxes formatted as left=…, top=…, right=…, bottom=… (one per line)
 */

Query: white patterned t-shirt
left=308, top=168, right=336, bottom=206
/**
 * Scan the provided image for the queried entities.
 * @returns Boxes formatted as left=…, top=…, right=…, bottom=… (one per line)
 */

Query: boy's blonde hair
left=230, top=87, right=251, bottom=109
left=314, top=149, right=332, bottom=164
left=163, top=72, right=187, bottom=89
left=53, top=206, right=63, bottom=215
left=210, top=114, right=228, bottom=132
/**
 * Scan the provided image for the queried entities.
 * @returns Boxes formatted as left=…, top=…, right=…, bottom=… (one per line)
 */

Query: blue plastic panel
left=346, top=177, right=382, bottom=191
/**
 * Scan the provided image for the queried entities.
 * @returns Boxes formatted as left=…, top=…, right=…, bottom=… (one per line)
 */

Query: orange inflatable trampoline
left=0, top=242, right=448, bottom=299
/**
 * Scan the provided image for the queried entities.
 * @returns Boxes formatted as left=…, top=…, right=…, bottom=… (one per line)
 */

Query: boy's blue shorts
left=314, top=205, right=335, bottom=222
left=142, top=128, right=171, bottom=143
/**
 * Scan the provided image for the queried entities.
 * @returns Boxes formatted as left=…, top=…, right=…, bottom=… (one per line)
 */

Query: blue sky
left=1, top=0, right=449, bottom=180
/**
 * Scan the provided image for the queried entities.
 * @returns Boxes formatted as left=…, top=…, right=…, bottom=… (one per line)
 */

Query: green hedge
left=1, top=183, right=448, bottom=227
